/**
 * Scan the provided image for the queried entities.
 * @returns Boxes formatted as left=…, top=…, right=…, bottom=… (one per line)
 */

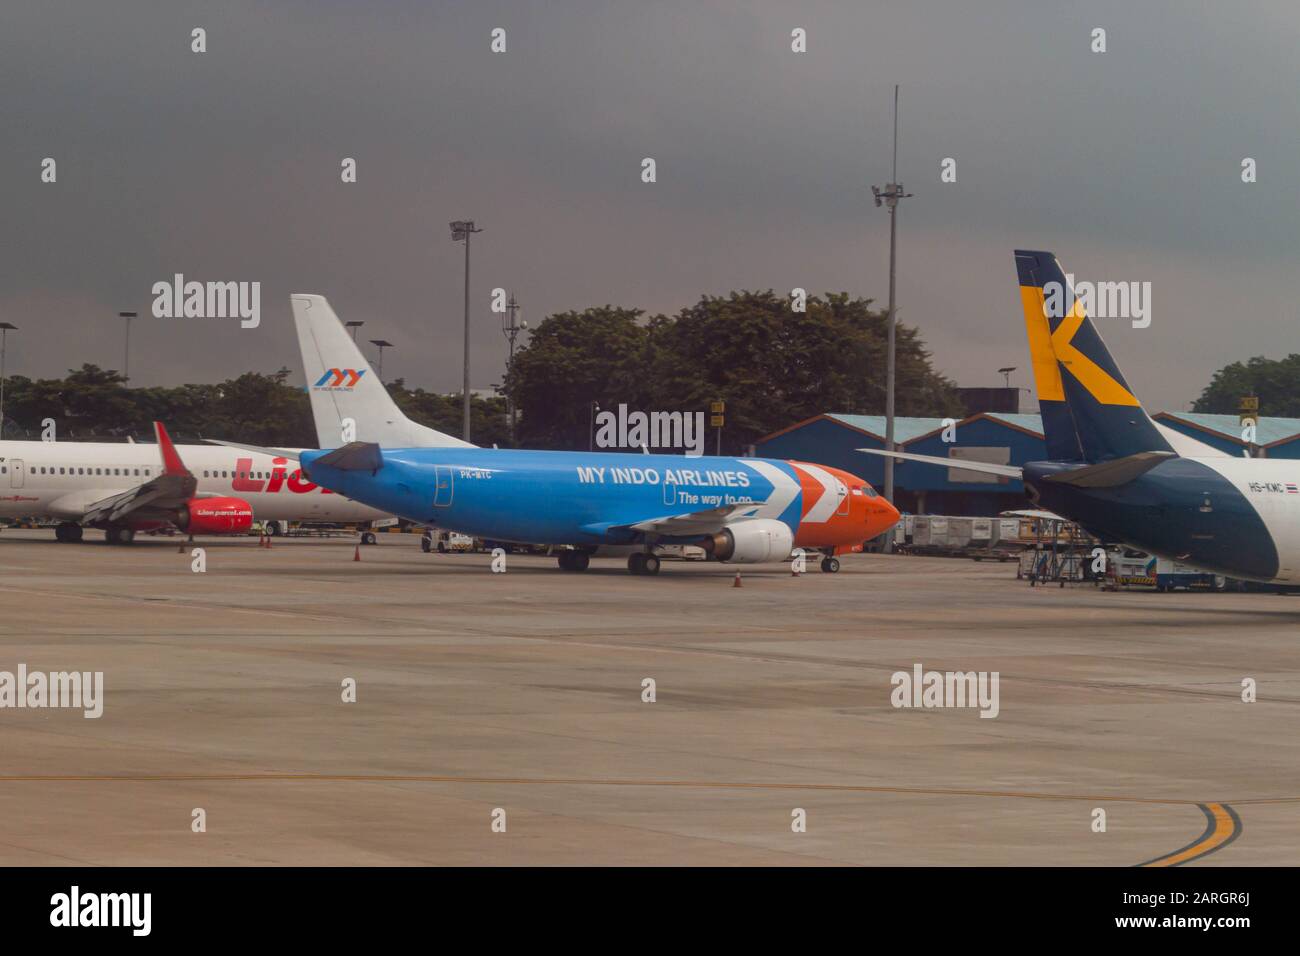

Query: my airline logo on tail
left=313, top=368, right=366, bottom=390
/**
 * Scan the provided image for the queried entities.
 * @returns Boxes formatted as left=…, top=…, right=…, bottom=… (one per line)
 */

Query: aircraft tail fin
left=290, top=294, right=474, bottom=450
left=1014, top=250, right=1172, bottom=463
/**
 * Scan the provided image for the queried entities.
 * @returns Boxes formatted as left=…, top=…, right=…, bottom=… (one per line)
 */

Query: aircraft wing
left=81, top=422, right=197, bottom=525
left=206, top=439, right=301, bottom=460
left=1000, top=509, right=1066, bottom=521
left=857, top=447, right=1025, bottom=479
left=609, top=502, right=764, bottom=537
left=81, top=473, right=195, bottom=524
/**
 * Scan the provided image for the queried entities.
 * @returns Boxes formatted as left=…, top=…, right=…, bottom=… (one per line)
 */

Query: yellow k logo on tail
left=1048, top=299, right=1140, bottom=407
left=1021, top=284, right=1139, bottom=408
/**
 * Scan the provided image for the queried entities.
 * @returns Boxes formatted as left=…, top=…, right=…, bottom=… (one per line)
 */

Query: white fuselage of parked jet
left=1184, top=456, right=1300, bottom=582
left=0, top=440, right=385, bottom=523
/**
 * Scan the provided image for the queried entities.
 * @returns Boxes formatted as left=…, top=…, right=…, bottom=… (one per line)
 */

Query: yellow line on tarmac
left=0, top=773, right=1249, bottom=864
left=1138, top=803, right=1242, bottom=867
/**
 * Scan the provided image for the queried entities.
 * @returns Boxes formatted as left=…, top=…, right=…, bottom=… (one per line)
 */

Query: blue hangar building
left=756, top=411, right=1300, bottom=516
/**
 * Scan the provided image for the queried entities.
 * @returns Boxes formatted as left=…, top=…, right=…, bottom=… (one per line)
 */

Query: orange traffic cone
left=733, top=571, right=742, bottom=588
left=264, top=533, right=272, bottom=549
left=353, top=544, right=361, bottom=562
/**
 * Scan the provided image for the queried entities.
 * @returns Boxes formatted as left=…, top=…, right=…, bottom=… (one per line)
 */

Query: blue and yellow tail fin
left=1014, top=250, right=1171, bottom=463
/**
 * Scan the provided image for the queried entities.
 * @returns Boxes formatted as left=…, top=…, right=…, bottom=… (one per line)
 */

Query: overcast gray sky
left=3, top=0, right=1297, bottom=412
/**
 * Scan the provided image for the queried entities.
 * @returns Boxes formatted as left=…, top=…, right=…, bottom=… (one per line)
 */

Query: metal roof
left=1156, top=412, right=1300, bottom=447
left=823, top=414, right=950, bottom=443
left=980, top=412, right=1045, bottom=436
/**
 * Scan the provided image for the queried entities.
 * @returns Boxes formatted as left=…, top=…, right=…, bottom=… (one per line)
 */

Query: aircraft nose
left=871, top=497, right=901, bottom=535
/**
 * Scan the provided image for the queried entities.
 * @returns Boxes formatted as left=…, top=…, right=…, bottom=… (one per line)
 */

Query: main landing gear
left=105, top=526, right=135, bottom=545
left=54, top=522, right=84, bottom=543
left=820, top=556, right=840, bottom=573
left=557, top=550, right=590, bottom=572
left=628, top=552, right=660, bottom=576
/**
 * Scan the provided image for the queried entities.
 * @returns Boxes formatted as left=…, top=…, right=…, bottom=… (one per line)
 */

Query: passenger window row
left=18, top=466, right=296, bottom=482
left=28, top=466, right=150, bottom=477
left=200, top=470, right=302, bottom=481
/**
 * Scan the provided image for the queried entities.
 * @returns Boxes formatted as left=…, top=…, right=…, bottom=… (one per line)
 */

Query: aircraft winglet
left=153, top=421, right=190, bottom=476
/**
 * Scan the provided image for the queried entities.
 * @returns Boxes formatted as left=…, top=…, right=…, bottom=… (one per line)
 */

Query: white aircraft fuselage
left=0, top=439, right=384, bottom=524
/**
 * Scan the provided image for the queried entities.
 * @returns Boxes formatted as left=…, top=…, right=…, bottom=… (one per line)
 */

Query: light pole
left=998, top=366, right=1017, bottom=388
left=871, top=84, right=912, bottom=551
left=502, top=293, right=527, bottom=440
left=450, top=219, right=482, bottom=442
left=0, top=322, right=16, bottom=436
left=345, top=320, right=365, bottom=342
left=369, top=339, right=393, bottom=382
left=118, top=311, right=137, bottom=381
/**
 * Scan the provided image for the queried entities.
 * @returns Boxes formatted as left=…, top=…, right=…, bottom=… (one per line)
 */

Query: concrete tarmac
left=0, top=529, right=1296, bottom=865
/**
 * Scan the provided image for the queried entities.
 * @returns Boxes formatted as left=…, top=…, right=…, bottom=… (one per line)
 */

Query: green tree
left=504, top=291, right=963, bottom=452
left=503, top=306, right=653, bottom=448
left=1192, top=354, right=1300, bottom=417
left=1, top=364, right=136, bottom=438
left=197, top=368, right=315, bottom=445
left=386, top=380, right=511, bottom=448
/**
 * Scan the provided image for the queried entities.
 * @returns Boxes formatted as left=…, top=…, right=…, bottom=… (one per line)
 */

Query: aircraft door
left=433, top=465, right=453, bottom=507
left=10, top=459, right=23, bottom=488
left=663, top=470, right=677, bottom=506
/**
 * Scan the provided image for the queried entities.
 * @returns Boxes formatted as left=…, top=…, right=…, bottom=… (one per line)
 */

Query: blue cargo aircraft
left=216, top=295, right=900, bottom=575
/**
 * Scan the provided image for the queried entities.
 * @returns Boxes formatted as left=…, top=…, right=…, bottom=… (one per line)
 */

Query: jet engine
left=701, top=519, right=795, bottom=563
left=175, top=496, right=254, bottom=535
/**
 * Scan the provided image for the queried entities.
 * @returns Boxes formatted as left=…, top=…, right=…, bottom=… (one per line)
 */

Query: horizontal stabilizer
left=1042, top=450, right=1175, bottom=488
left=856, top=448, right=1024, bottom=479
left=314, top=442, right=384, bottom=471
